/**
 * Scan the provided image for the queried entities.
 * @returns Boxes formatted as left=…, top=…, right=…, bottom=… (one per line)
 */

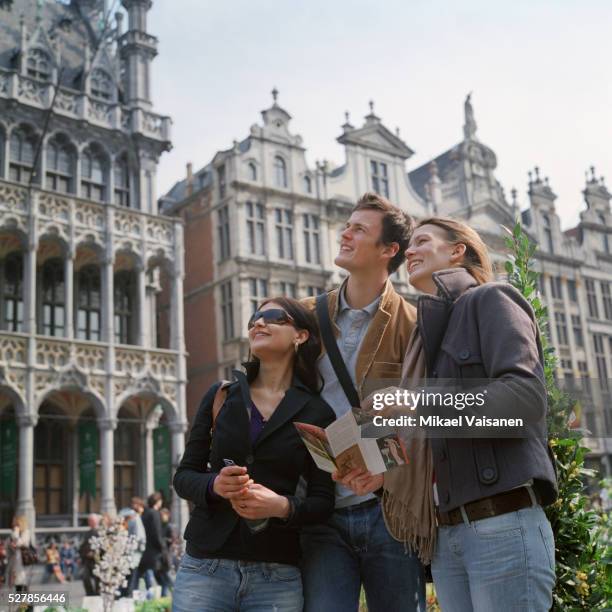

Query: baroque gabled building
left=0, top=0, right=188, bottom=535
left=162, top=90, right=611, bottom=480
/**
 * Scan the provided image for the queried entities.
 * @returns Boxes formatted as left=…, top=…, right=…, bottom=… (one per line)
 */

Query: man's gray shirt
left=318, top=286, right=381, bottom=508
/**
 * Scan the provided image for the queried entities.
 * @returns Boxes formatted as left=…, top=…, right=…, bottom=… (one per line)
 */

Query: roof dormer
left=257, top=88, right=303, bottom=148
left=527, top=166, right=557, bottom=211
left=19, top=14, right=60, bottom=83
left=86, top=44, right=119, bottom=103
left=583, top=166, right=611, bottom=213
left=336, top=100, right=414, bottom=159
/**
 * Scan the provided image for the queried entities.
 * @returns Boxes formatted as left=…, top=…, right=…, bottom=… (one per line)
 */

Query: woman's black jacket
left=173, top=378, right=336, bottom=566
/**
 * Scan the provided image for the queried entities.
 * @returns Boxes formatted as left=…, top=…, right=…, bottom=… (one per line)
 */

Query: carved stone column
left=138, top=264, right=148, bottom=347
left=24, top=207, right=38, bottom=336
left=98, top=418, right=117, bottom=517
left=16, top=413, right=37, bottom=533
left=170, top=222, right=185, bottom=353
left=64, top=251, right=74, bottom=338
left=169, top=420, right=189, bottom=538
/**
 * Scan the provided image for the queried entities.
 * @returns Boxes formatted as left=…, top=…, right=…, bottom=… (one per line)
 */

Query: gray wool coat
left=416, top=267, right=558, bottom=512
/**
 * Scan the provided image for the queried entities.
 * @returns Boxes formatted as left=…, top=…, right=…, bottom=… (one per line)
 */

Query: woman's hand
left=230, top=483, right=290, bottom=520
left=212, top=465, right=254, bottom=499
left=333, top=468, right=383, bottom=496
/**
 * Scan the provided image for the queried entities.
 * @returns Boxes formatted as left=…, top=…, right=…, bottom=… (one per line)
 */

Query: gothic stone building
left=0, top=0, right=188, bottom=536
left=161, top=92, right=612, bottom=480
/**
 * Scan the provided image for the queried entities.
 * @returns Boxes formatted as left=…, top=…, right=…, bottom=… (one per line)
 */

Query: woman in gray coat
left=404, top=217, right=557, bottom=611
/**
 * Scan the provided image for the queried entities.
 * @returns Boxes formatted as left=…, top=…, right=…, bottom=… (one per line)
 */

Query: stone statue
left=463, top=92, right=477, bottom=140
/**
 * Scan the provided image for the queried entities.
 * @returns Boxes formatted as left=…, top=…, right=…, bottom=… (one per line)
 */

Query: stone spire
left=511, top=187, right=520, bottom=219
left=364, top=99, right=380, bottom=125
left=119, top=0, right=157, bottom=108
left=583, top=165, right=611, bottom=211
left=426, top=161, right=442, bottom=211
left=528, top=166, right=556, bottom=209
left=463, top=92, right=477, bottom=140
left=341, top=110, right=354, bottom=132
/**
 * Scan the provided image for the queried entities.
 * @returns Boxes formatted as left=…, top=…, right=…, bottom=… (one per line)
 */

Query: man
left=137, top=493, right=167, bottom=593
left=59, top=539, right=76, bottom=581
left=301, top=192, right=425, bottom=611
left=79, top=513, right=100, bottom=596
left=157, top=507, right=175, bottom=595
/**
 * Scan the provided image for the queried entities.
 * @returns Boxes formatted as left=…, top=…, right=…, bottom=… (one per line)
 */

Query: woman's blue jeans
left=432, top=505, right=556, bottom=611
left=172, top=555, right=303, bottom=612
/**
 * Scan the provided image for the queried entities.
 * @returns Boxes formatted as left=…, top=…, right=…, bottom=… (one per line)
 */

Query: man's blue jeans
left=301, top=500, right=426, bottom=612
left=432, top=505, right=555, bottom=611
left=172, top=555, right=303, bottom=611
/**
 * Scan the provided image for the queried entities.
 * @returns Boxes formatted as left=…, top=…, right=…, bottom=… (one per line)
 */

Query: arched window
left=40, top=258, right=65, bottom=336
left=90, top=68, right=113, bottom=101
left=114, top=406, right=141, bottom=509
left=45, top=134, right=75, bottom=194
left=542, top=214, right=553, bottom=253
left=9, top=127, right=36, bottom=184
left=76, top=265, right=101, bottom=341
left=274, top=156, right=287, bottom=188
left=304, top=175, right=312, bottom=194
left=248, top=162, right=257, bottom=181
left=81, top=145, right=107, bottom=202
left=26, top=48, right=51, bottom=81
left=2, top=251, right=24, bottom=332
left=34, top=404, right=68, bottom=517
left=114, top=154, right=131, bottom=207
left=114, top=270, right=135, bottom=344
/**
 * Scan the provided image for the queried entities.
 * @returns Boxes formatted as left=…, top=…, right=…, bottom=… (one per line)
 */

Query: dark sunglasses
left=248, top=308, right=295, bottom=330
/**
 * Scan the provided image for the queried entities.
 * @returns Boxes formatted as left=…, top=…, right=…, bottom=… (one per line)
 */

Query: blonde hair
left=12, top=515, right=27, bottom=532
left=416, top=217, right=494, bottom=285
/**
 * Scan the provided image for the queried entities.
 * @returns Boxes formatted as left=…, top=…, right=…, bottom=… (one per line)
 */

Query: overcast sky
left=147, top=0, right=612, bottom=229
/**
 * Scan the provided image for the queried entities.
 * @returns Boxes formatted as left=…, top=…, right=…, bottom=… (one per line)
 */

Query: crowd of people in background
left=0, top=493, right=179, bottom=601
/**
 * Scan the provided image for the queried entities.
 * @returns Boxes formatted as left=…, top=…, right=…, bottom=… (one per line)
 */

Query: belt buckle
left=482, top=497, right=497, bottom=518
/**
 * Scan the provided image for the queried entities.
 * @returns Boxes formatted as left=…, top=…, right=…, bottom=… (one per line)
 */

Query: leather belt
left=436, top=487, right=539, bottom=527
left=336, top=497, right=379, bottom=513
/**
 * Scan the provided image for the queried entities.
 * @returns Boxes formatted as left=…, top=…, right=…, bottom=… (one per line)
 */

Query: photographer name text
left=372, top=414, right=524, bottom=428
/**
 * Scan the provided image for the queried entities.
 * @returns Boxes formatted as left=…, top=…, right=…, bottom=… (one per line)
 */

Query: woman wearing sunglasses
left=173, top=297, right=335, bottom=612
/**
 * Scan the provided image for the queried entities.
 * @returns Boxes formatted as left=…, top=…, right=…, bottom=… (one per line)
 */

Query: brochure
left=294, top=411, right=408, bottom=477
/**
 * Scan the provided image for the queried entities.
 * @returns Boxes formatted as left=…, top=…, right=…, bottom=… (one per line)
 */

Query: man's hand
left=333, top=468, right=383, bottom=496
left=212, top=465, right=253, bottom=499
left=230, top=483, right=290, bottom=520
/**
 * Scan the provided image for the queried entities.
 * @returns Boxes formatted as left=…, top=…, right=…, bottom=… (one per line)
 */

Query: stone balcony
left=0, top=179, right=179, bottom=266
left=0, top=68, right=171, bottom=144
left=0, top=330, right=184, bottom=414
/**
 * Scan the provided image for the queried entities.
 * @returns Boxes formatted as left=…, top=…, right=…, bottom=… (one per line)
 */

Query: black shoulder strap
left=316, top=292, right=361, bottom=407
left=232, top=369, right=253, bottom=416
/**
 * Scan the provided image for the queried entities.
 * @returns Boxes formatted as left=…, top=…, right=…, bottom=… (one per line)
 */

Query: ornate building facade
left=0, top=0, right=188, bottom=535
left=162, top=91, right=611, bottom=480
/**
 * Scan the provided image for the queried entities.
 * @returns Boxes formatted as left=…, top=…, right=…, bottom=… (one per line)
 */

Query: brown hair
left=148, top=492, right=163, bottom=508
left=243, top=296, right=322, bottom=393
left=415, top=217, right=494, bottom=285
left=131, top=496, right=145, bottom=510
left=352, top=192, right=413, bottom=274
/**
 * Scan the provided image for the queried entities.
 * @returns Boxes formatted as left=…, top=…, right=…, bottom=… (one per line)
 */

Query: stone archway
left=34, top=388, right=106, bottom=527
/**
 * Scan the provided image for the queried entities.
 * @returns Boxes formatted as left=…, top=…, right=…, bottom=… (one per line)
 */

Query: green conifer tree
left=504, top=222, right=611, bottom=610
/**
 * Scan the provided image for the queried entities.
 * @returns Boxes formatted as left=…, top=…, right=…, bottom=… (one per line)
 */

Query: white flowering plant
left=90, top=515, right=139, bottom=610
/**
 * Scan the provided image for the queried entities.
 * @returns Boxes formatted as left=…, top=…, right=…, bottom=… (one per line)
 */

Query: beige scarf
left=379, top=327, right=436, bottom=564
